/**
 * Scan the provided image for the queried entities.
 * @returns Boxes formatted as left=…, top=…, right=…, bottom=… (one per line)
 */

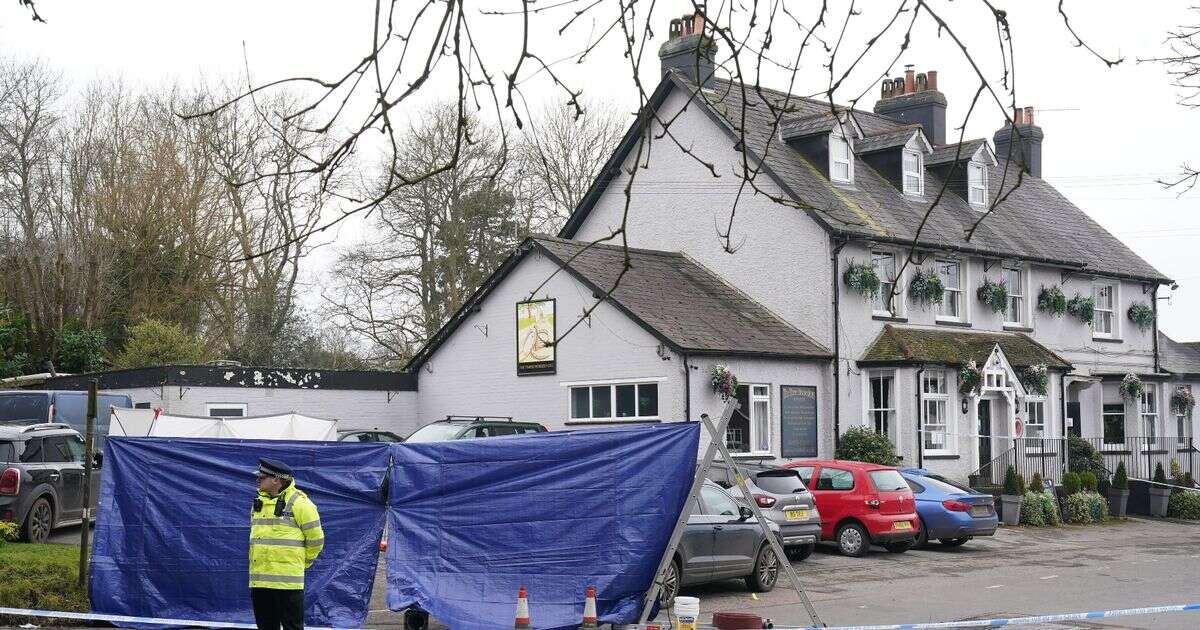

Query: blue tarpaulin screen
left=91, top=438, right=390, bottom=628
left=90, top=423, right=698, bottom=630
left=386, top=422, right=699, bottom=630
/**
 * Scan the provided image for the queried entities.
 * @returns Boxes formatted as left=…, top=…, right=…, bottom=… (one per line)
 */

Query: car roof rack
left=20, top=423, right=74, bottom=433
left=444, top=415, right=514, bottom=423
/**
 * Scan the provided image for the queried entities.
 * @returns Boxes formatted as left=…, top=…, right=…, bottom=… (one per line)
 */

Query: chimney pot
left=1023, top=106, right=1034, bottom=126
left=669, top=18, right=682, bottom=39
left=880, top=80, right=892, bottom=100
left=692, top=11, right=706, bottom=37
left=915, top=73, right=927, bottom=92
left=1013, top=107, right=1024, bottom=126
left=926, top=70, right=938, bottom=91
left=904, top=67, right=915, bottom=93
left=894, top=76, right=906, bottom=95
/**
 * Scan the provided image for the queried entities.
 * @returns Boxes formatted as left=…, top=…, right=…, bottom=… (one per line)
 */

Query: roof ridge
left=531, top=235, right=685, bottom=259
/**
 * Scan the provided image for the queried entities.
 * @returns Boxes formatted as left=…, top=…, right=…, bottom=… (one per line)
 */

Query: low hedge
left=1019, top=491, right=1061, bottom=527
left=0, top=543, right=89, bottom=616
left=1167, top=492, right=1200, bottom=520
left=1063, top=491, right=1109, bottom=524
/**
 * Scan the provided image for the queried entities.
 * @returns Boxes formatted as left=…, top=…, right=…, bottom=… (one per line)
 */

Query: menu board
left=780, top=385, right=818, bottom=458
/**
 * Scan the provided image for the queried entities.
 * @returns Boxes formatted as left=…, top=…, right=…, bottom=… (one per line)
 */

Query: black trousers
left=250, top=587, right=305, bottom=630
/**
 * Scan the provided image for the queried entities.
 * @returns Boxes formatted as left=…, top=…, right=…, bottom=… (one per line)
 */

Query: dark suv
left=404, top=416, right=548, bottom=443
left=0, top=423, right=99, bottom=543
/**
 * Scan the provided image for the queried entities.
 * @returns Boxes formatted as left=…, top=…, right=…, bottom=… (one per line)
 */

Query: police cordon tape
left=0, top=607, right=353, bottom=630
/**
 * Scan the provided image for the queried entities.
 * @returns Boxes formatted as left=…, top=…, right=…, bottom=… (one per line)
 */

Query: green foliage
left=1020, top=363, right=1048, bottom=396
left=1126, top=302, right=1155, bottom=332
left=1062, top=472, right=1082, bottom=495
left=908, top=269, right=945, bottom=306
left=976, top=278, right=1009, bottom=314
left=1170, top=459, right=1183, bottom=483
left=1079, top=471, right=1097, bottom=492
left=1002, top=465, right=1024, bottom=496
left=1020, top=491, right=1060, bottom=527
left=0, top=521, right=17, bottom=545
left=1170, top=385, right=1195, bottom=416
left=1167, top=492, right=1200, bottom=520
left=1097, top=471, right=1111, bottom=496
left=1028, top=472, right=1045, bottom=494
left=1066, top=294, right=1095, bottom=324
left=1112, top=461, right=1129, bottom=490
left=0, top=306, right=31, bottom=379
left=1119, top=373, right=1144, bottom=402
left=959, top=361, right=982, bottom=395
left=0, top=543, right=89, bottom=612
left=1063, top=491, right=1109, bottom=524
left=835, top=426, right=899, bottom=466
left=1067, top=435, right=1105, bottom=475
left=1037, top=285, right=1067, bottom=316
left=55, top=327, right=106, bottom=373
left=114, top=319, right=207, bottom=369
left=844, top=261, right=881, bottom=300
left=1153, top=462, right=1168, bottom=484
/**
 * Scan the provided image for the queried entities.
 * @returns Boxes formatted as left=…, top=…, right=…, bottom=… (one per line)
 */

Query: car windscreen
left=0, top=394, right=49, bottom=423
left=868, top=469, right=909, bottom=492
left=405, top=423, right=467, bottom=443
left=919, top=474, right=972, bottom=495
left=0, top=440, right=14, bottom=462
left=754, top=471, right=807, bottom=494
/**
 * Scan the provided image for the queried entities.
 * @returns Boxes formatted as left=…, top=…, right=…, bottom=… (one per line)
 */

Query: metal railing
left=969, top=437, right=1068, bottom=487
left=1079, top=436, right=1198, bottom=481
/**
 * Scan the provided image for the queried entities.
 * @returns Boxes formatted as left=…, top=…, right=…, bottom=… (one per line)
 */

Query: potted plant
left=1020, top=363, right=1049, bottom=396
left=1126, top=302, right=1155, bottom=332
left=843, top=261, right=880, bottom=299
left=710, top=365, right=739, bottom=402
left=908, top=268, right=945, bottom=307
left=1119, top=373, right=1144, bottom=402
left=959, top=361, right=982, bottom=396
left=1108, top=461, right=1129, bottom=518
left=977, top=278, right=1008, bottom=315
left=1000, top=465, right=1024, bottom=526
left=1171, top=385, right=1195, bottom=417
left=1066, top=294, right=1095, bottom=324
left=1037, top=285, right=1067, bottom=317
left=1149, top=462, right=1172, bottom=517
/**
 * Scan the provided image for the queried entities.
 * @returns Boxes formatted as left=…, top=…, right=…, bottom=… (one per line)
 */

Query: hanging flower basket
left=1037, top=285, right=1067, bottom=317
left=1171, top=385, right=1195, bottom=416
left=843, top=261, right=880, bottom=299
left=908, top=268, right=945, bottom=306
left=1066, top=294, right=1095, bottom=324
left=959, top=361, right=982, bottom=395
left=710, top=364, right=739, bottom=402
left=1127, top=302, right=1155, bottom=332
left=1119, top=373, right=1143, bottom=402
left=976, top=279, right=1008, bottom=314
left=1021, top=363, right=1049, bottom=396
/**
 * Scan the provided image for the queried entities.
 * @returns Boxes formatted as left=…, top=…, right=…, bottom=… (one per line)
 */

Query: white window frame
left=1141, top=387, right=1159, bottom=443
left=1002, top=263, right=1028, bottom=327
left=865, top=370, right=900, bottom=456
left=746, top=384, right=773, bottom=455
left=1092, top=280, right=1119, bottom=339
left=968, top=161, right=988, bottom=207
left=206, top=403, right=247, bottom=417
left=935, top=258, right=967, bottom=323
left=568, top=381, right=661, bottom=421
left=921, top=371, right=954, bottom=455
left=829, top=127, right=854, bottom=184
left=871, top=250, right=904, bottom=317
left=1101, top=383, right=1127, bottom=449
left=902, top=148, right=924, bottom=196
left=1024, top=397, right=1047, bottom=444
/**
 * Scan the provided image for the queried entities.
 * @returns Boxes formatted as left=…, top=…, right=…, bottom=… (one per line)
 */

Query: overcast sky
left=2, top=1, right=1197, bottom=341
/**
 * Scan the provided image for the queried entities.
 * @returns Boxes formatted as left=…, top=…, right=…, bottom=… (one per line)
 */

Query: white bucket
left=673, top=596, right=699, bottom=630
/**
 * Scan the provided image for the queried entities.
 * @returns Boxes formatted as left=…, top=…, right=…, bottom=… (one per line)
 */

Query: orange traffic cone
left=514, top=586, right=532, bottom=629
left=580, top=585, right=598, bottom=628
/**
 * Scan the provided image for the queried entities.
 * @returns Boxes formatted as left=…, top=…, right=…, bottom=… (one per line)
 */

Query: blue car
left=899, top=468, right=998, bottom=548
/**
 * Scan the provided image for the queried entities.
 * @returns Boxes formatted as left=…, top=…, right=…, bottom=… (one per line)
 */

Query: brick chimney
left=658, top=4, right=718, bottom=88
left=873, top=66, right=947, bottom=145
left=993, top=106, right=1044, bottom=177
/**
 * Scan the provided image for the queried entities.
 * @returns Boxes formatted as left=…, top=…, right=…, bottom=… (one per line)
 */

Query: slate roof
left=928, top=139, right=989, bottom=166
left=562, top=72, right=1170, bottom=284
left=534, top=236, right=831, bottom=358
left=853, top=126, right=923, bottom=154
left=779, top=112, right=843, bottom=139
left=859, top=325, right=1072, bottom=370
left=1159, top=332, right=1200, bottom=377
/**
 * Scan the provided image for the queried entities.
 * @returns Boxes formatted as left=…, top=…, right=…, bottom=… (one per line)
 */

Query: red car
left=784, top=460, right=919, bottom=557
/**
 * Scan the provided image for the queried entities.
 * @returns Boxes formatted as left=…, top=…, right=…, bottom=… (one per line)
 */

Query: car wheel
left=21, top=497, right=53, bottom=543
left=884, top=541, right=912, bottom=554
left=914, top=519, right=929, bottom=549
left=836, top=522, right=870, bottom=557
left=657, top=558, right=681, bottom=609
left=939, top=537, right=971, bottom=547
left=745, top=544, right=779, bottom=592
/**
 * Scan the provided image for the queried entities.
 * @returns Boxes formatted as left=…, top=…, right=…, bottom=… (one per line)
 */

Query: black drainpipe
left=683, top=354, right=692, bottom=421
left=915, top=366, right=926, bottom=469
left=1060, top=371, right=1068, bottom=476
left=1152, top=285, right=1161, bottom=374
left=831, top=238, right=848, bottom=451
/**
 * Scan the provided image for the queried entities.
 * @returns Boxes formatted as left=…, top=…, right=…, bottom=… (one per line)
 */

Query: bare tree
left=1143, top=5, right=1200, bottom=193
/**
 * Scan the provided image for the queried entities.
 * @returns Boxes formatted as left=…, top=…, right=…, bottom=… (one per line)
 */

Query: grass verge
left=0, top=542, right=89, bottom=623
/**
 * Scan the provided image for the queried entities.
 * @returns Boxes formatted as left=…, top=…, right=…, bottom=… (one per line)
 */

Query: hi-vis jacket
left=249, top=483, right=323, bottom=589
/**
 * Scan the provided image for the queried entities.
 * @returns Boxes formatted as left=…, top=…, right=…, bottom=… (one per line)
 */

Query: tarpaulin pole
left=637, top=400, right=738, bottom=623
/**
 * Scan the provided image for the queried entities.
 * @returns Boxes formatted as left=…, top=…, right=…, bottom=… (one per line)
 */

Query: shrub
left=1088, top=491, right=1110, bottom=522
left=835, top=426, right=899, bottom=466
left=1002, top=465, right=1022, bottom=496
left=1029, top=472, right=1045, bottom=494
left=1153, top=462, right=1168, bottom=484
left=1063, top=491, right=1108, bottom=524
left=1079, top=471, right=1097, bottom=492
left=0, top=521, right=18, bottom=546
left=1037, top=285, right=1067, bottom=316
left=1062, top=472, right=1082, bottom=495
left=1067, top=436, right=1104, bottom=476
left=977, top=278, right=1009, bottom=314
left=114, top=318, right=208, bottom=369
left=1066, top=294, right=1095, bottom=324
left=1182, top=472, right=1196, bottom=489
left=1020, top=492, right=1046, bottom=526
left=1097, top=471, right=1111, bottom=496
left=1126, top=302, right=1155, bottom=332
left=1167, top=492, right=1200, bottom=520
left=56, top=327, right=106, bottom=373
left=1170, top=459, right=1183, bottom=483
left=1112, top=461, right=1129, bottom=490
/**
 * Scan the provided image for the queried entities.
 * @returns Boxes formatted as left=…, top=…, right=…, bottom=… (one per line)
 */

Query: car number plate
left=784, top=509, right=809, bottom=521
left=893, top=521, right=913, bottom=530
left=970, top=506, right=991, bottom=517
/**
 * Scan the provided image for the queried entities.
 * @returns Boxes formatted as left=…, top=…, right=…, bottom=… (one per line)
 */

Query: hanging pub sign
left=516, top=299, right=556, bottom=375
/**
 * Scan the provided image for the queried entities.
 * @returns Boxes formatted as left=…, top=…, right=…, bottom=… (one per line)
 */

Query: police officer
left=249, top=458, right=324, bottom=630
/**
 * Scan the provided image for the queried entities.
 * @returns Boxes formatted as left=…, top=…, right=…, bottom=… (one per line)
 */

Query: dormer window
left=902, top=148, right=923, bottom=195
left=830, top=128, right=854, bottom=184
left=968, top=161, right=988, bottom=206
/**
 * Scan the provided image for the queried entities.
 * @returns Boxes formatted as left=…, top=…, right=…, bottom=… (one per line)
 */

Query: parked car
left=337, top=428, right=404, bottom=443
left=784, top=460, right=918, bottom=557
left=0, top=423, right=100, bottom=543
left=0, top=390, right=132, bottom=448
left=706, top=462, right=821, bottom=560
left=659, top=480, right=781, bottom=608
left=404, top=416, right=548, bottom=443
left=899, top=468, right=998, bottom=548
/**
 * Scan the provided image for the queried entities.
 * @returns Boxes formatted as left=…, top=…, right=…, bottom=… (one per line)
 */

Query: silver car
left=707, top=462, right=821, bottom=560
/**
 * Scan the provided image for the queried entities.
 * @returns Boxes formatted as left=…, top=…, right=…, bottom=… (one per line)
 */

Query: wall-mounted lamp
left=961, top=397, right=970, bottom=414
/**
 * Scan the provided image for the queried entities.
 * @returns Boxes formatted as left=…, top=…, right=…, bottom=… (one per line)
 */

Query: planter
left=1148, top=486, right=1172, bottom=517
left=1000, top=494, right=1022, bottom=526
left=1107, top=488, right=1129, bottom=519
left=968, top=474, right=980, bottom=489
